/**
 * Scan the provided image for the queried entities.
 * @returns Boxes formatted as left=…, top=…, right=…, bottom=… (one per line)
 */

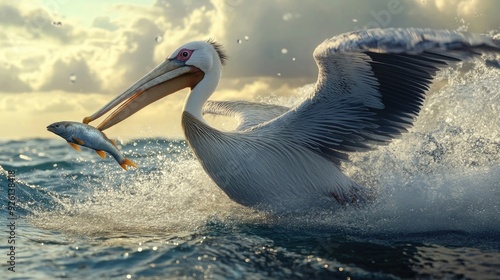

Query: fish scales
left=47, top=121, right=136, bottom=170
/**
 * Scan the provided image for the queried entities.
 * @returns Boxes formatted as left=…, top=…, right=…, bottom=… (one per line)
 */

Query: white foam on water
left=298, top=60, right=500, bottom=233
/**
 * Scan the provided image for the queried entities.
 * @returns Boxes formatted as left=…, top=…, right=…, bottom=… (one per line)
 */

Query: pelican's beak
left=83, top=59, right=204, bottom=131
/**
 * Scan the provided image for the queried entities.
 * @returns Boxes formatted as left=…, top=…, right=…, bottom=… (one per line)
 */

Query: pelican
left=83, top=28, right=499, bottom=212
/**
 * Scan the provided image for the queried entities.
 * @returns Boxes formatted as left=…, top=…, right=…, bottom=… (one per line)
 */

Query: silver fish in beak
left=47, top=121, right=137, bottom=170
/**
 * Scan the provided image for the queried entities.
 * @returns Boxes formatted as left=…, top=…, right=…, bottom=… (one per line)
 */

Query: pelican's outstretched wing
left=203, top=100, right=289, bottom=131
left=251, top=28, right=500, bottom=165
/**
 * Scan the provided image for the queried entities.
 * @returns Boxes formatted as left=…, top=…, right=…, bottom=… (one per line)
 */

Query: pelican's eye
left=176, top=49, right=193, bottom=61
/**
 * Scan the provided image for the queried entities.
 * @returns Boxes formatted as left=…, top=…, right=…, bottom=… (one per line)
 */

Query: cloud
left=154, top=0, right=214, bottom=27
left=92, top=16, right=119, bottom=31
left=0, top=64, right=32, bottom=93
left=4, top=0, right=499, bottom=95
left=109, top=17, right=162, bottom=90
left=408, top=0, right=500, bottom=31
left=38, top=57, right=103, bottom=92
left=152, top=1, right=225, bottom=64
left=0, top=2, right=166, bottom=95
left=210, top=0, right=499, bottom=79
left=0, top=3, right=25, bottom=26
left=417, top=0, right=493, bottom=19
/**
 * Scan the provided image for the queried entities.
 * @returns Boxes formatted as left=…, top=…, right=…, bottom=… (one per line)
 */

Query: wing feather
left=203, top=100, right=289, bottom=131
left=250, top=28, right=500, bottom=165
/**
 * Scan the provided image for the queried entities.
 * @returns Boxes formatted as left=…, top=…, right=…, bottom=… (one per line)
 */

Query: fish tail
left=120, top=158, right=137, bottom=170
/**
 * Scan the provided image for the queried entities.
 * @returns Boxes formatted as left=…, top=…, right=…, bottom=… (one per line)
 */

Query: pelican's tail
left=120, top=158, right=137, bottom=170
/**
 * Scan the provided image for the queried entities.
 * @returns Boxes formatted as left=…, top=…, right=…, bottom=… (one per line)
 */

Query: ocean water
left=1, top=60, right=499, bottom=279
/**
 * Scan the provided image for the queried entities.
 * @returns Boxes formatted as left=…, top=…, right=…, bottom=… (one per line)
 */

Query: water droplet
left=283, top=13, right=293, bottom=21
left=155, top=35, right=163, bottom=43
left=244, top=35, right=249, bottom=41
left=292, top=57, right=296, bottom=61
left=237, top=39, right=242, bottom=44
left=69, top=73, right=77, bottom=83
left=281, top=48, right=288, bottom=54
left=352, top=19, right=358, bottom=23
left=52, top=21, right=62, bottom=27
left=126, top=274, right=132, bottom=279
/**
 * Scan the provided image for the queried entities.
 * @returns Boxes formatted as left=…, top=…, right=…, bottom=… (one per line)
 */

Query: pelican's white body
left=183, top=112, right=364, bottom=212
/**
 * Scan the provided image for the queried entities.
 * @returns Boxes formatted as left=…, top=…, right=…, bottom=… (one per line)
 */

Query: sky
left=1, top=0, right=499, bottom=139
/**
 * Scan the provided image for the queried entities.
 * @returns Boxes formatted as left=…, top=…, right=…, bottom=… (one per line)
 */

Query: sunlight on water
left=29, top=60, right=500, bottom=239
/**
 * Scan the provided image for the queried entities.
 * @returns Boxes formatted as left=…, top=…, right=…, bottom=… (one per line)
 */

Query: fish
left=46, top=121, right=137, bottom=170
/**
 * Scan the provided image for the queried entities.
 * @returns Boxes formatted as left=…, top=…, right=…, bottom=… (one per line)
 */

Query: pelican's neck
left=183, top=65, right=221, bottom=123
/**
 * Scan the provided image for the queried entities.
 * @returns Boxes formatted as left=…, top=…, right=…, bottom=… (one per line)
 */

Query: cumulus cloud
left=0, top=64, right=32, bottom=93
left=409, top=0, right=500, bottom=31
left=38, top=57, right=102, bottom=92
left=0, top=3, right=161, bottom=95
left=0, top=3, right=25, bottom=26
left=111, top=18, right=162, bottom=88
left=92, top=16, right=119, bottom=31
left=3, top=0, right=499, bottom=94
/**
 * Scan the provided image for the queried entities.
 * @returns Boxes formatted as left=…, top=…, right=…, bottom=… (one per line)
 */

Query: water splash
left=326, top=61, right=500, bottom=233
left=30, top=140, right=266, bottom=237
left=29, top=60, right=500, bottom=238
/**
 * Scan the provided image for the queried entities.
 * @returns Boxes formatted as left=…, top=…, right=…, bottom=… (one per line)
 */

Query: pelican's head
left=83, top=40, right=227, bottom=130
